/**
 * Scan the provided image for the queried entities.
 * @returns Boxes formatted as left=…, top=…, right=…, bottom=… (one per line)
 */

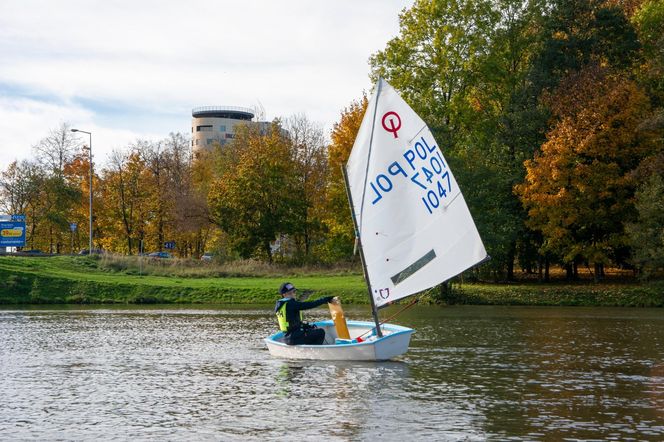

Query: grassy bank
left=449, top=281, right=664, bottom=307
left=0, top=255, right=662, bottom=307
left=0, top=255, right=368, bottom=305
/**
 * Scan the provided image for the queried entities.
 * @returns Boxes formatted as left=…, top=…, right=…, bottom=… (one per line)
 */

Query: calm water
left=1, top=305, right=663, bottom=441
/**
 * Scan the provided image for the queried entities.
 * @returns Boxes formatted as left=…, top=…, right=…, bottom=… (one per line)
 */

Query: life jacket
left=275, top=298, right=303, bottom=333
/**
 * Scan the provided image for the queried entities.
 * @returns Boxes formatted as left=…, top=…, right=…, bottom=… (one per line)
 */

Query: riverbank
left=0, top=255, right=368, bottom=305
left=0, top=255, right=662, bottom=306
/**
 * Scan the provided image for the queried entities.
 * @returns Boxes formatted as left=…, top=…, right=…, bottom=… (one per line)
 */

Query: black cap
left=279, top=282, right=296, bottom=295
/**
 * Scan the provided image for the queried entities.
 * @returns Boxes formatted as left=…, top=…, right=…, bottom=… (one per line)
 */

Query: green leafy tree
left=626, top=173, right=664, bottom=279
left=369, top=0, right=495, bottom=149
left=208, top=122, right=301, bottom=261
left=633, top=0, right=664, bottom=105
left=461, top=0, right=547, bottom=279
left=370, top=0, right=545, bottom=279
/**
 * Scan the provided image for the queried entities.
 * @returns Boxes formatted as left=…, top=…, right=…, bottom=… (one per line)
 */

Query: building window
left=225, top=133, right=234, bottom=139
left=220, top=139, right=227, bottom=146
left=197, top=125, right=213, bottom=132
left=207, top=139, right=214, bottom=145
left=219, top=125, right=226, bottom=131
left=195, top=139, right=199, bottom=146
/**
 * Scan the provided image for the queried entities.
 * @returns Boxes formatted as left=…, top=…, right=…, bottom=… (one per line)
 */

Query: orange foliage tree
left=516, top=66, right=652, bottom=277
left=317, top=95, right=368, bottom=261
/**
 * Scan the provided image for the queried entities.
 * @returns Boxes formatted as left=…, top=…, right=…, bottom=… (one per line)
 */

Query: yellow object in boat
left=328, top=297, right=350, bottom=340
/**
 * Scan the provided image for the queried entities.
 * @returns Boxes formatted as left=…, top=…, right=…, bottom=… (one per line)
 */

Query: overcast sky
left=0, top=0, right=414, bottom=169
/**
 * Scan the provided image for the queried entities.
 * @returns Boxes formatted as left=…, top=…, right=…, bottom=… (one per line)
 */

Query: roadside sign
left=164, top=241, right=176, bottom=250
left=70, top=223, right=78, bottom=232
left=0, top=214, right=26, bottom=247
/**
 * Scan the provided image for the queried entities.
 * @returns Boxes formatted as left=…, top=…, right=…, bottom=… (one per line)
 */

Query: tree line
left=1, top=0, right=663, bottom=281
left=0, top=127, right=208, bottom=257
left=370, top=0, right=663, bottom=280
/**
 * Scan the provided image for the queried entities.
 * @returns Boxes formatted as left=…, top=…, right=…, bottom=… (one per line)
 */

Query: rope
left=356, top=298, right=419, bottom=341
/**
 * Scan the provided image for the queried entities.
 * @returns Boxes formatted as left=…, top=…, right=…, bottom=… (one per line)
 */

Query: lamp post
left=71, top=129, right=93, bottom=253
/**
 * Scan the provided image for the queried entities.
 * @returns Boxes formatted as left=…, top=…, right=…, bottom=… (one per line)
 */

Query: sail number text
left=368, top=135, right=453, bottom=214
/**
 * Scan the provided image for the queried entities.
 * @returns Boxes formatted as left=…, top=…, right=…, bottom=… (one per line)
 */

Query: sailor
left=274, top=282, right=334, bottom=345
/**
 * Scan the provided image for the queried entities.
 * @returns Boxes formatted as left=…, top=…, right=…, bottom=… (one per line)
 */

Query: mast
left=343, top=78, right=384, bottom=337
left=342, top=164, right=383, bottom=338
left=357, top=78, right=383, bottom=234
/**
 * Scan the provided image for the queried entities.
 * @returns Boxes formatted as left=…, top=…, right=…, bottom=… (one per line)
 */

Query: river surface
left=1, top=305, right=663, bottom=441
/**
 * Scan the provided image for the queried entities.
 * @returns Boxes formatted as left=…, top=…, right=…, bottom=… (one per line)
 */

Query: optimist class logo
left=382, top=111, right=401, bottom=138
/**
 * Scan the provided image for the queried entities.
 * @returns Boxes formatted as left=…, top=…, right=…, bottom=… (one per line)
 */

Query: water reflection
left=0, top=305, right=662, bottom=440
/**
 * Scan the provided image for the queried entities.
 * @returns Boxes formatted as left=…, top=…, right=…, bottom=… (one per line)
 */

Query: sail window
left=390, top=249, right=437, bottom=286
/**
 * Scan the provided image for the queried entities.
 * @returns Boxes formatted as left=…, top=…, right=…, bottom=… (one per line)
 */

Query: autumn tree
left=516, top=67, right=652, bottom=279
left=62, top=149, right=98, bottom=253
left=318, top=96, right=368, bottom=262
left=32, top=123, right=83, bottom=252
left=34, top=123, right=79, bottom=177
left=284, top=114, right=327, bottom=260
left=0, top=160, right=44, bottom=249
left=140, top=139, right=170, bottom=252
left=190, top=149, right=218, bottom=256
left=208, top=122, right=300, bottom=261
left=162, top=132, right=210, bottom=257
left=100, top=149, right=150, bottom=254
left=0, top=160, right=42, bottom=216
left=109, top=133, right=202, bottom=256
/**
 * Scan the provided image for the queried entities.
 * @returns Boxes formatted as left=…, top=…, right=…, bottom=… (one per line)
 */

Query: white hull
left=264, top=320, right=414, bottom=361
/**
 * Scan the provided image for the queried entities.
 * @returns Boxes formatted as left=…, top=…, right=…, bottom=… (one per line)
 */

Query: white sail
left=346, top=78, right=487, bottom=308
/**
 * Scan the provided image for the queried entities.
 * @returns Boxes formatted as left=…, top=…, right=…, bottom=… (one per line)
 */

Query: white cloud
left=0, top=97, right=163, bottom=166
left=0, top=0, right=413, bottom=170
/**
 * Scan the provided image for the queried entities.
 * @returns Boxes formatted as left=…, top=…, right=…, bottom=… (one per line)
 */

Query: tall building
left=191, top=106, right=269, bottom=154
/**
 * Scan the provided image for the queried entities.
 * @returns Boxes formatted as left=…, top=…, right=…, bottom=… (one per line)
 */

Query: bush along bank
left=432, top=282, right=664, bottom=307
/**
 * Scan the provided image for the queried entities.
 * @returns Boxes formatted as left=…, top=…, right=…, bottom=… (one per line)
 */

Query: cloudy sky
left=0, top=0, right=413, bottom=169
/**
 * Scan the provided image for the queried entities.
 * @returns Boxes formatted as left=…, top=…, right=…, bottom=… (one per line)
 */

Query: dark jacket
left=274, top=296, right=332, bottom=334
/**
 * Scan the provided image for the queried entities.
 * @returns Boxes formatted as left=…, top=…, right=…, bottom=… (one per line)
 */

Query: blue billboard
left=0, top=214, right=26, bottom=247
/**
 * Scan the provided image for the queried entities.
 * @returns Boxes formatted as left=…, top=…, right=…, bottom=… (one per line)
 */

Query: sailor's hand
left=330, top=296, right=340, bottom=305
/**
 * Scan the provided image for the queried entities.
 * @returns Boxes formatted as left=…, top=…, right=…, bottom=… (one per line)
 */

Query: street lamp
left=71, top=128, right=93, bottom=253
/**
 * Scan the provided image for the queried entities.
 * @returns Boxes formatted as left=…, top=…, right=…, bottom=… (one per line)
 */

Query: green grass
left=0, top=255, right=662, bottom=307
left=450, top=281, right=664, bottom=307
left=0, top=255, right=368, bottom=305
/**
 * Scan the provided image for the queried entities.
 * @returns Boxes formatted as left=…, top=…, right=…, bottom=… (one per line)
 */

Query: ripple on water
left=0, top=305, right=663, bottom=440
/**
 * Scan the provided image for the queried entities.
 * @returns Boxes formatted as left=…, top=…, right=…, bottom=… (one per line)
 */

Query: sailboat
left=265, top=78, right=487, bottom=361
